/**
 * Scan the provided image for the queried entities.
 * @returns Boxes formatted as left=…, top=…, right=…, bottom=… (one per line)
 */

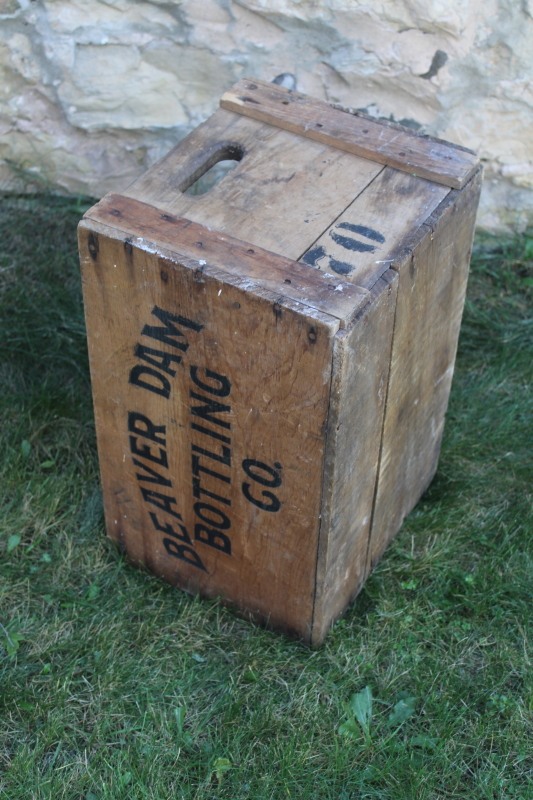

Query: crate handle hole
left=181, top=142, right=245, bottom=196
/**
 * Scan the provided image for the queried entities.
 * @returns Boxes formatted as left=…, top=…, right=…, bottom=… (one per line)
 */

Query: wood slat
left=85, top=193, right=369, bottom=327
left=299, top=167, right=450, bottom=289
left=366, top=168, right=483, bottom=572
left=311, top=270, right=398, bottom=645
left=221, top=78, right=479, bottom=190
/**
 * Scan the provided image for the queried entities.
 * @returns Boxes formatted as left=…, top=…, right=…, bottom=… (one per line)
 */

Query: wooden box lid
left=117, top=78, right=478, bottom=302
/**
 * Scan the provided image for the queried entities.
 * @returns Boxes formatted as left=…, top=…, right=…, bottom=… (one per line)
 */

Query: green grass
left=1, top=193, right=532, bottom=799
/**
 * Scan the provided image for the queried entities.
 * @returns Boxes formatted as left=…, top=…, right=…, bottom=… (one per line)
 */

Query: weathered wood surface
left=366, top=168, right=483, bottom=573
left=79, top=218, right=339, bottom=641
left=329, top=101, right=478, bottom=158
left=311, top=270, right=398, bottom=645
left=123, top=107, right=383, bottom=261
left=221, top=78, right=479, bottom=190
left=79, top=76, right=482, bottom=644
left=85, top=193, right=369, bottom=327
left=299, top=167, right=450, bottom=289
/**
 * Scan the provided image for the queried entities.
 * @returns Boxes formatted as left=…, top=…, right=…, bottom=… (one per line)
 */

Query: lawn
left=1, top=193, right=532, bottom=799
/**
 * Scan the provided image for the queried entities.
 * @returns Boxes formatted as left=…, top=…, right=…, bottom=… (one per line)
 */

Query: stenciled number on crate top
left=126, top=304, right=283, bottom=574
left=302, top=222, right=385, bottom=276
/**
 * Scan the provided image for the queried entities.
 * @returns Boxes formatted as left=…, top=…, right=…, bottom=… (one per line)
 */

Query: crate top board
left=86, top=77, right=480, bottom=328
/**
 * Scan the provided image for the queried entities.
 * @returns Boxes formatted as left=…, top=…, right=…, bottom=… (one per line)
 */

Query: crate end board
left=79, top=217, right=348, bottom=641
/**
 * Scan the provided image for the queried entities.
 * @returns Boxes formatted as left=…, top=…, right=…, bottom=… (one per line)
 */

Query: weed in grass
left=1, top=195, right=533, bottom=798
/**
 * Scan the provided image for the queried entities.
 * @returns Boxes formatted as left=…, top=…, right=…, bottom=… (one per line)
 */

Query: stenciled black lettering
left=129, top=365, right=170, bottom=398
left=301, top=245, right=327, bottom=268
left=192, top=477, right=231, bottom=506
left=194, top=524, right=231, bottom=555
left=129, top=436, right=168, bottom=468
left=190, top=422, right=231, bottom=444
left=191, top=442, right=231, bottom=468
left=149, top=512, right=191, bottom=544
left=142, top=306, right=204, bottom=352
left=128, top=412, right=166, bottom=445
left=241, top=458, right=282, bottom=512
left=336, top=221, right=385, bottom=243
left=163, top=538, right=207, bottom=572
left=190, top=391, right=231, bottom=430
left=133, top=458, right=172, bottom=487
left=242, top=483, right=281, bottom=513
left=301, top=244, right=354, bottom=276
left=140, top=488, right=182, bottom=520
left=328, top=258, right=355, bottom=276
left=134, top=344, right=182, bottom=376
left=192, top=454, right=231, bottom=483
left=193, top=502, right=231, bottom=530
left=242, top=459, right=282, bottom=488
left=188, top=367, right=233, bottom=560
left=190, top=366, right=231, bottom=397
left=329, top=229, right=376, bottom=253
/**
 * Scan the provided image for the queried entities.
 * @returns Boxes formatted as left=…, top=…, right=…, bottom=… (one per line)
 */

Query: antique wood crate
left=79, top=78, right=482, bottom=645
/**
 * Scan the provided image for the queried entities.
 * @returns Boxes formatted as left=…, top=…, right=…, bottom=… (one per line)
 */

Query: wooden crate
left=79, top=78, right=482, bottom=645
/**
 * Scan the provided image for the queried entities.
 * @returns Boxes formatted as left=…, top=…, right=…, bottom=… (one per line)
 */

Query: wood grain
left=79, top=218, right=339, bottom=641
left=122, top=107, right=384, bottom=260
left=85, top=193, right=369, bottom=328
left=79, top=77, right=482, bottom=644
left=221, top=78, right=479, bottom=190
left=311, top=270, right=398, bottom=646
left=366, top=168, right=483, bottom=572
left=299, top=167, right=450, bottom=289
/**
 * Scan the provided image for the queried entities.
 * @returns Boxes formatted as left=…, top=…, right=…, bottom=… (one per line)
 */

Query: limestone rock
left=0, top=0, right=532, bottom=231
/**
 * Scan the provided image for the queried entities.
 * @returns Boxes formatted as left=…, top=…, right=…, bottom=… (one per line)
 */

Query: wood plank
left=311, top=270, right=398, bottom=646
left=330, top=101, right=478, bottom=158
left=221, top=78, right=479, bottom=190
left=299, top=167, right=450, bottom=289
left=366, top=168, right=483, bottom=572
left=122, top=107, right=384, bottom=260
left=85, top=193, right=369, bottom=328
left=79, top=217, right=339, bottom=641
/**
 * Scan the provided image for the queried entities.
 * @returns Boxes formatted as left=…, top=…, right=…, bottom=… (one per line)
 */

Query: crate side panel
left=122, top=108, right=383, bottom=261
left=367, top=169, right=483, bottom=570
left=299, top=167, right=450, bottom=290
left=311, top=270, right=398, bottom=646
left=79, top=222, right=336, bottom=640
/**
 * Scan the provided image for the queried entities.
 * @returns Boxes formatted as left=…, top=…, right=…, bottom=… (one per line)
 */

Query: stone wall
left=1, top=0, right=532, bottom=232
